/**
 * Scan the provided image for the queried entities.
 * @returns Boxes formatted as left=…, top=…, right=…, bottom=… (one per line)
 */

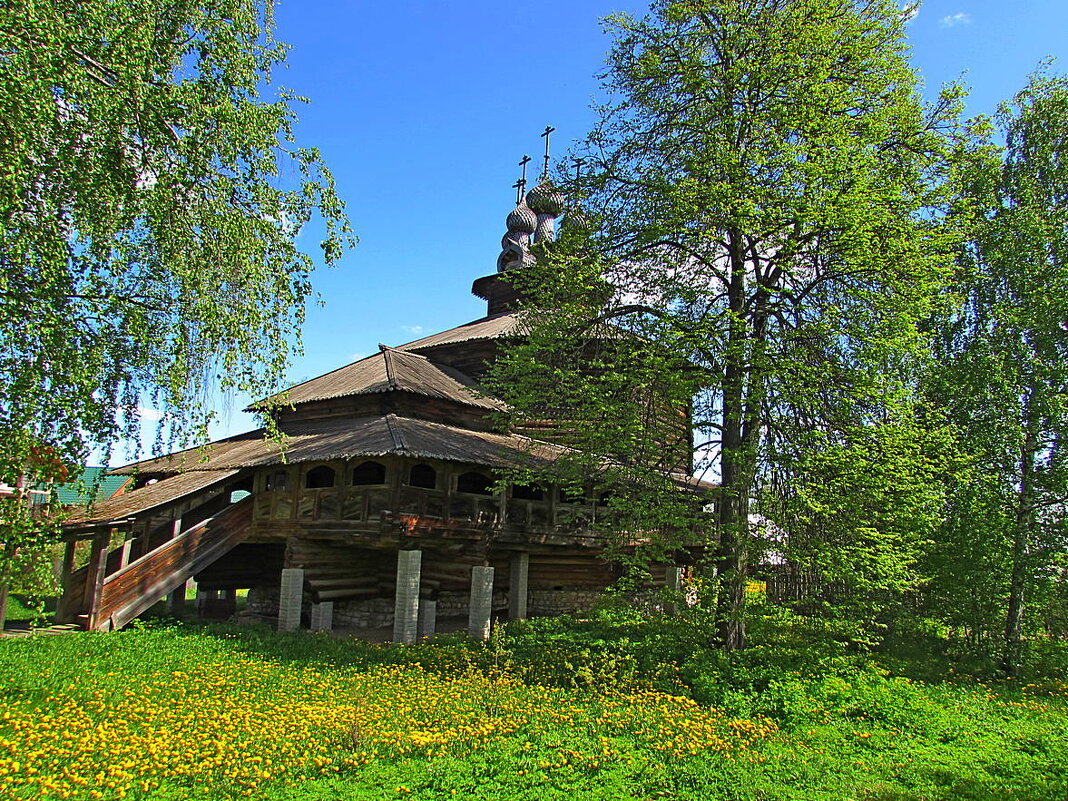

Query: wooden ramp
left=61, top=497, right=253, bottom=631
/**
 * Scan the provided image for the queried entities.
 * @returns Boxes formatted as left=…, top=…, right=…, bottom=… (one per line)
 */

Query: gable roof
left=53, top=467, right=133, bottom=505
left=249, top=345, right=504, bottom=412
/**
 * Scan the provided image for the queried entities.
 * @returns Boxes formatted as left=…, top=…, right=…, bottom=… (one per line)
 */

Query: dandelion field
left=0, top=617, right=1066, bottom=800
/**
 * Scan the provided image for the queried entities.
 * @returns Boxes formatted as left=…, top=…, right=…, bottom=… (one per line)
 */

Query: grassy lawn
left=0, top=613, right=1065, bottom=800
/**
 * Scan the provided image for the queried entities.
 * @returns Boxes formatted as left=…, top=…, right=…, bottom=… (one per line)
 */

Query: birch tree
left=0, top=0, right=351, bottom=618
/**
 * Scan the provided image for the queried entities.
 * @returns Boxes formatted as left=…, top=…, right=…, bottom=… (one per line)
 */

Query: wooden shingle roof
left=110, top=415, right=571, bottom=476
left=396, top=312, right=525, bottom=352
left=249, top=345, right=504, bottom=412
left=64, top=469, right=240, bottom=524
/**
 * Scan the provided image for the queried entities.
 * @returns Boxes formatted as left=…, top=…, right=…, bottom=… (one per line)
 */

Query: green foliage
left=490, top=0, right=969, bottom=646
left=2, top=619, right=1067, bottom=800
left=0, top=0, right=351, bottom=596
left=926, top=68, right=1068, bottom=669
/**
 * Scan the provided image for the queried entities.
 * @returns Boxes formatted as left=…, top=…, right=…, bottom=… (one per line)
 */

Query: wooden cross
left=515, top=154, right=531, bottom=203
left=570, top=156, right=586, bottom=182
left=540, top=126, right=556, bottom=178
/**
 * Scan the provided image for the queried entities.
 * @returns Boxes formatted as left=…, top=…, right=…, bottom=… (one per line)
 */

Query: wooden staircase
left=61, top=497, right=254, bottom=631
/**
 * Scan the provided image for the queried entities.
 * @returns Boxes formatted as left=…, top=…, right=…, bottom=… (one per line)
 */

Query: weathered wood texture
left=275, top=393, right=493, bottom=432
left=94, top=498, right=253, bottom=631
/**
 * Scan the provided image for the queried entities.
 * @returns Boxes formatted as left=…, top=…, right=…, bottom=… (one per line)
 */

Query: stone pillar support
left=509, top=552, right=529, bottom=621
left=469, top=565, right=494, bottom=640
left=278, top=568, right=304, bottom=631
left=310, top=601, right=334, bottom=632
left=393, top=550, right=422, bottom=643
left=418, top=599, right=437, bottom=638
left=665, top=565, right=683, bottom=615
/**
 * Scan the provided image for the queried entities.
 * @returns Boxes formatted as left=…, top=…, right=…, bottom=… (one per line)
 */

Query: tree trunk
left=1002, top=399, right=1039, bottom=676
left=715, top=228, right=752, bottom=651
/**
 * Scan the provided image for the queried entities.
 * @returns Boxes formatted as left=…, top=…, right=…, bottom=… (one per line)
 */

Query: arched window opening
left=511, top=483, right=544, bottom=501
left=305, top=465, right=336, bottom=489
left=266, top=470, right=288, bottom=491
left=351, top=460, right=387, bottom=486
left=456, top=471, right=494, bottom=495
left=408, top=463, right=437, bottom=489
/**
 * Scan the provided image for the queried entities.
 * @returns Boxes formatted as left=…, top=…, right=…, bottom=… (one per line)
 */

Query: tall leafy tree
left=0, top=0, right=351, bottom=620
left=492, top=0, right=964, bottom=648
left=930, top=70, right=1068, bottom=673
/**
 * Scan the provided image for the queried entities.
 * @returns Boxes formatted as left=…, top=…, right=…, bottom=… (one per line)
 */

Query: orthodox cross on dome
left=514, top=154, right=531, bottom=203
left=540, top=125, right=556, bottom=179
left=570, top=156, right=585, bottom=183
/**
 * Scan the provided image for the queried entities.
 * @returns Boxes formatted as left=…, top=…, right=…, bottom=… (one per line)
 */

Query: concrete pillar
left=310, top=601, right=334, bottom=632
left=469, top=565, right=494, bottom=640
left=392, top=550, right=421, bottom=643
left=665, top=565, right=683, bottom=615
left=418, top=599, right=437, bottom=638
left=278, top=568, right=304, bottom=631
left=509, top=552, right=529, bottom=621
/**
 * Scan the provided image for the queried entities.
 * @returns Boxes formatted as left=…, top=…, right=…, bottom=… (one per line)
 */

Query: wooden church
left=55, top=161, right=711, bottom=639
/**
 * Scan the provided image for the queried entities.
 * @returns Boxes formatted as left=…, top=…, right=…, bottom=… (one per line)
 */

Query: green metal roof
left=54, top=467, right=132, bottom=506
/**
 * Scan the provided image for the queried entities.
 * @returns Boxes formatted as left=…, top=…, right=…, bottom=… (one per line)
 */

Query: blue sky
left=125, top=0, right=1068, bottom=458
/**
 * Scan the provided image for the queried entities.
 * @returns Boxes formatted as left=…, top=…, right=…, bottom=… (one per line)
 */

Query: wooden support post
left=392, top=550, right=421, bottom=644
left=509, top=552, right=529, bottom=621
left=171, top=518, right=182, bottom=539
left=469, top=565, right=494, bottom=640
left=166, top=579, right=189, bottom=616
left=418, top=599, right=437, bottom=638
left=278, top=568, right=304, bottom=631
left=118, top=538, right=134, bottom=570
left=0, top=582, right=8, bottom=635
left=54, top=541, right=77, bottom=623
left=85, top=534, right=111, bottom=631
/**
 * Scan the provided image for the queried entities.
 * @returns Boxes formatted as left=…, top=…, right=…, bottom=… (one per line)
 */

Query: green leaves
left=492, top=0, right=970, bottom=646
left=927, top=70, right=1068, bottom=664
left=0, top=1, right=352, bottom=576
left=0, top=1, right=352, bottom=480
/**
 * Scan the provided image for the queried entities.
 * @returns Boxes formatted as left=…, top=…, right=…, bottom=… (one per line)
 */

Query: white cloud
left=940, top=12, right=971, bottom=28
left=349, top=352, right=366, bottom=362
left=136, top=406, right=163, bottom=421
left=401, top=325, right=425, bottom=335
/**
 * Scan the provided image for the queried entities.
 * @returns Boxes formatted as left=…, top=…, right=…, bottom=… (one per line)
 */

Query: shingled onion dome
left=526, top=181, right=565, bottom=244
left=506, top=200, right=538, bottom=234
left=497, top=198, right=538, bottom=273
left=561, top=205, right=591, bottom=232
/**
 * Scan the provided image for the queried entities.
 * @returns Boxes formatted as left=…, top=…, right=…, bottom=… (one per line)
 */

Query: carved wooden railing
left=84, top=497, right=253, bottom=631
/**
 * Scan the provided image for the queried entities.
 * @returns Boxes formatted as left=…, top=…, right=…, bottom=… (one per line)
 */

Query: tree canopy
left=0, top=0, right=350, bottom=472
left=927, top=69, right=1068, bottom=673
left=491, top=0, right=967, bottom=647
left=0, top=1, right=351, bottom=598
